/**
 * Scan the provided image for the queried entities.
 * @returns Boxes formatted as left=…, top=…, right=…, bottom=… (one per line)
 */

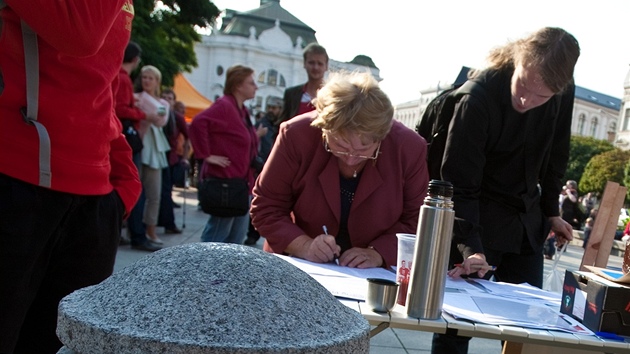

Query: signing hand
left=447, top=253, right=488, bottom=278
left=302, top=234, right=341, bottom=263
left=205, top=155, right=230, bottom=168
left=338, top=247, right=383, bottom=269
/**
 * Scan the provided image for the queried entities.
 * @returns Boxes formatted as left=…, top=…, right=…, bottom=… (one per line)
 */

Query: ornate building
left=394, top=67, right=622, bottom=142
left=615, top=68, right=630, bottom=150
left=184, top=0, right=380, bottom=114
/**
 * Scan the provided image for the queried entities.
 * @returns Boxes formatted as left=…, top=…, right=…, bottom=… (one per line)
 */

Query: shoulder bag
left=121, top=119, right=143, bottom=154
left=198, top=176, right=249, bottom=217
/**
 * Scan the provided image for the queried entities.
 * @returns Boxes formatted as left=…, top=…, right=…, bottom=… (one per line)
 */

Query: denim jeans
left=200, top=202, right=250, bottom=244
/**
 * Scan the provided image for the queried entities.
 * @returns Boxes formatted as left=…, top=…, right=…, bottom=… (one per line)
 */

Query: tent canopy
left=173, top=74, right=212, bottom=122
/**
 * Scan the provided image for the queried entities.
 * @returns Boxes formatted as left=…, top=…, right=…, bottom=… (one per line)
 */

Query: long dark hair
left=481, top=27, right=580, bottom=93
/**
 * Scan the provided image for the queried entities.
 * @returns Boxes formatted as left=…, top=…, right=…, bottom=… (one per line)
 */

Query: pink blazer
left=251, top=111, right=429, bottom=268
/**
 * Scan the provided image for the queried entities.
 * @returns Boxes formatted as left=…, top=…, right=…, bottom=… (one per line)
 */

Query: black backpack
left=415, top=80, right=486, bottom=180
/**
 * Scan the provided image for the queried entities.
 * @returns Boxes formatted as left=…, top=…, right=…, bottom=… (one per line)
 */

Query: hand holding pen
left=453, top=263, right=496, bottom=271
left=300, top=225, right=340, bottom=264
left=447, top=253, right=494, bottom=278
left=322, top=225, right=341, bottom=264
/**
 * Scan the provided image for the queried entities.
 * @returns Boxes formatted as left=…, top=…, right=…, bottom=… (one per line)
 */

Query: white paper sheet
left=443, top=277, right=593, bottom=335
left=274, top=254, right=395, bottom=301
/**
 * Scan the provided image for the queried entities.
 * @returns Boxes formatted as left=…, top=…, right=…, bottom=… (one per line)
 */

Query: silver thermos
left=406, top=180, right=455, bottom=319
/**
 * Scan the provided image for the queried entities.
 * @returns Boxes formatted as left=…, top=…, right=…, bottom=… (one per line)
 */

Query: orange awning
left=173, top=74, right=212, bottom=122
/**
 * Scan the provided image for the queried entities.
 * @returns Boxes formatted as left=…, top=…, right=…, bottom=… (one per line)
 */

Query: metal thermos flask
left=406, top=180, right=455, bottom=319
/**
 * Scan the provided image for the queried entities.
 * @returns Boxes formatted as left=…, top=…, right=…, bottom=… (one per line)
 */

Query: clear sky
left=209, top=0, right=630, bottom=105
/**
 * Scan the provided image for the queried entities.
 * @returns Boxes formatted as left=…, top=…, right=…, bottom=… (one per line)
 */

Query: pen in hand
left=454, top=263, right=497, bottom=271
left=322, top=225, right=339, bottom=265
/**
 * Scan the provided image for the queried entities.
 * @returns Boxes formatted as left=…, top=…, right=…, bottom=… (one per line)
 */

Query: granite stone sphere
left=57, top=243, right=370, bottom=354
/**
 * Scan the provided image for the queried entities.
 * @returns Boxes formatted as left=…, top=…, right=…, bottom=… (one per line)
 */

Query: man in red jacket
left=0, top=1, right=141, bottom=352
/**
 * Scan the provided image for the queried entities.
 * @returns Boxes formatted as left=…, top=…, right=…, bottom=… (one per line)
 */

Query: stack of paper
left=442, top=277, right=593, bottom=335
left=275, top=254, right=395, bottom=301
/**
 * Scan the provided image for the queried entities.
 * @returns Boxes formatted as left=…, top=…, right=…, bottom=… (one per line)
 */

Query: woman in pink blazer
left=251, top=71, right=429, bottom=269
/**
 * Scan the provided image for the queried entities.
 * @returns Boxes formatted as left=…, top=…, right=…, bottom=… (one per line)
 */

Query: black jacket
left=441, top=67, right=574, bottom=259
left=279, top=84, right=304, bottom=124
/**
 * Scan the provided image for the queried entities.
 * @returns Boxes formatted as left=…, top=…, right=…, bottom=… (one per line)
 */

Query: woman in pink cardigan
left=189, top=65, right=259, bottom=244
left=251, top=71, right=429, bottom=269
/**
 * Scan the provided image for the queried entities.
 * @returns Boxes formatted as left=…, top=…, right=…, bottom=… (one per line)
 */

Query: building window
left=610, top=122, right=617, bottom=132
left=216, top=65, right=224, bottom=76
left=257, top=69, right=286, bottom=88
left=267, top=69, right=278, bottom=86
left=578, top=114, right=586, bottom=135
left=591, top=117, right=598, bottom=137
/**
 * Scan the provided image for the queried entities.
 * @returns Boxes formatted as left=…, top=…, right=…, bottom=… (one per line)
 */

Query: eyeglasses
left=323, top=136, right=381, bottom=161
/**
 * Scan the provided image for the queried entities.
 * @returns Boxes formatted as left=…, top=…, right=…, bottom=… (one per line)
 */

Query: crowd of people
left=0, top=4, right=609, bottom=352
left=115, top=42, right=190, bottom=252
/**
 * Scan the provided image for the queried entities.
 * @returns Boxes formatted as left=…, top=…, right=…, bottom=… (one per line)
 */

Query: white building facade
left=185, top=1, right=380, bottom=114
left=615, top=68, right=630, bottom=150
left=186, top=1, right=625, bottom=144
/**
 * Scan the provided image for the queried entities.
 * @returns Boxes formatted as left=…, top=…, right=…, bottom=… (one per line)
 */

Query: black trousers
left=128, top=151, right=147, bottom=245
left=431, top=237, right=543, bottom=354
left=157, top=165, right=177, bottom=230
left=0, top=174, right=124, bottom=354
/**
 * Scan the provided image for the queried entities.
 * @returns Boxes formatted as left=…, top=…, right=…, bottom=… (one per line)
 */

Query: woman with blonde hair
left=136, top=65, right=170, bottom=244
left=251, top=71, right=429, bottom=268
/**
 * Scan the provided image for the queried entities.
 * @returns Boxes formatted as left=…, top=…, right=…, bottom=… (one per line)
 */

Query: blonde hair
left=481, top=27, right=580, bottom=93
left=140, top=65, right=162, bottom=97
left=311, top=71, right=393, bottom=142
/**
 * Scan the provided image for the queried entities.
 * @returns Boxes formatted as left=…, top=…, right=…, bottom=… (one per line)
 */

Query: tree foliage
left=565, top=136, right=614, bottom=189
left=131, top=0, right=220, bottom=87
left=624, top=160, right=630, bottom=200
left=579, top=148, right=630, bottom=195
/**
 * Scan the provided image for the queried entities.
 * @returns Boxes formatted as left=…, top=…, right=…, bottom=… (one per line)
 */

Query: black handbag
left=121, top=119, right=143, bottom=154
left=198, top=177, right=249, bottom=217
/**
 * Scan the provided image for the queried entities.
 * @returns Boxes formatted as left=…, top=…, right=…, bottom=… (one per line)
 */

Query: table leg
left=370, top=322, right=390, bottom=338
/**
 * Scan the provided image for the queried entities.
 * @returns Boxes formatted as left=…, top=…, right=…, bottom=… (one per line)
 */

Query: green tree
left=624, top=159, right=630, bottom=200
left=131, top=0, right=220, bottom=87
left=565, top=136, right=614, bottom=189
left=579, top=148, right=630, bottom=195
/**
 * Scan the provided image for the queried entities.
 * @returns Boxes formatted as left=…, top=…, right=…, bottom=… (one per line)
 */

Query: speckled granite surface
left=57, top=243, right=370, bottom=353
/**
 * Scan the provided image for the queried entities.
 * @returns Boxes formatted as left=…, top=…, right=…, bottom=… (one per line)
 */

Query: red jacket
left=189, top=95, right=258, bottom=192
left=251, top=112, right=429, bottom=268
left=0, top=1, right=141, bottom=213
left=115, top=67, right=146, bottom=128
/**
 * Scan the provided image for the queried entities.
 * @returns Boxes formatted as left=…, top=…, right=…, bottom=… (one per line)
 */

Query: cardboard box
left=560, top=270, right=630, bottom=335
